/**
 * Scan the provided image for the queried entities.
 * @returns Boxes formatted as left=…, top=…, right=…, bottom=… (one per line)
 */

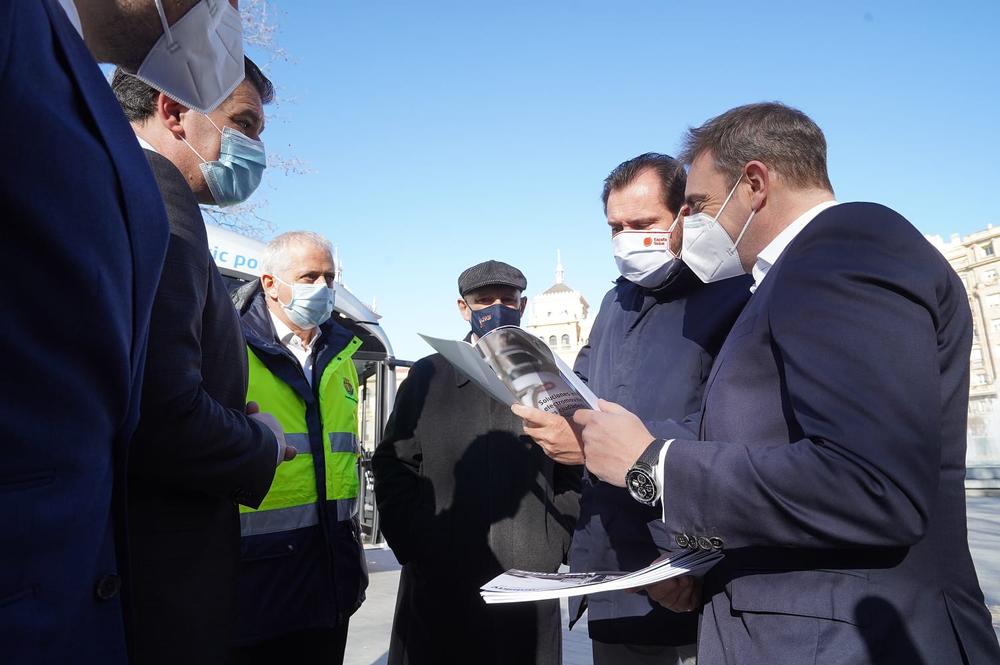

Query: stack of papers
left=480, top=549, right=723, bottom=605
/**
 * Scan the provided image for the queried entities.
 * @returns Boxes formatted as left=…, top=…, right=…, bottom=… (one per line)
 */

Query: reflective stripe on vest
left=239, top=336, right=363, bottom=538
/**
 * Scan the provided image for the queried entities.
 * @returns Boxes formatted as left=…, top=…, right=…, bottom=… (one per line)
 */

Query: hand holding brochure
left=419, top=326, right=599, bottom=417
left=480, top=549, right=722, bottom=605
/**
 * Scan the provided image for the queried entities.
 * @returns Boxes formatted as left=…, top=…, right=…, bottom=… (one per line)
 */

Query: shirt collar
left=57, top=0, right=83, bottom=37
left=135, top=135, right=159, bottom=154
left=751, top=200, right=839, bottom=293
left=268, top=310, right=321, bottom=351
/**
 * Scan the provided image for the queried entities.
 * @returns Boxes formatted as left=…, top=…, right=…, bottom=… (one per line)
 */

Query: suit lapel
left=698, top=292, right=764, bottom=438
left=44, top=0, right=167, bottom=375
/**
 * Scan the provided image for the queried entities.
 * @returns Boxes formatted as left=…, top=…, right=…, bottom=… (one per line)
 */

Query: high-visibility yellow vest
left=239, top=336, right=363, bottom=537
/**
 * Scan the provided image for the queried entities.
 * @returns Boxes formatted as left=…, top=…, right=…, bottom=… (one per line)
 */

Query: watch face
left=627, top=468, right=656, bottom=503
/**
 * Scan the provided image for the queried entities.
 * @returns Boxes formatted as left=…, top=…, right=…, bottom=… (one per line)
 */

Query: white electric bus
left=206, top=224, right=399, bottom=541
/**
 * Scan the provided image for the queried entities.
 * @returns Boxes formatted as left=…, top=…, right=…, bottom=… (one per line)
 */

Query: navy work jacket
left=569, top=262, right=750, bottom=645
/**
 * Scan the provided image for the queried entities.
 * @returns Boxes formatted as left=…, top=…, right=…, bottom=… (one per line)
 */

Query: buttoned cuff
left=658, top=439, right=673, bottom=519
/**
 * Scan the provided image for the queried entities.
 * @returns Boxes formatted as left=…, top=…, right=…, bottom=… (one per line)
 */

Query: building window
left=986, top=269, right=998, bottom=283
left=983, top=243, right=995, bottom=257
left=561, top=334, right=571, bottom=348
left=972, top=347, right=984, bottom=364
left=974, top=372, right=989, bottom=385
left=548, top=335, right=557, bottom=346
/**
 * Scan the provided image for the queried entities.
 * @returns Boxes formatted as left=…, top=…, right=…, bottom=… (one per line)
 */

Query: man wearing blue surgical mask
left=112, top=58, right=268, bottom=208
left=229, top=232, right=366, bottom=665
left=111, top=59, right=290, bottom=665
left=514, top=154, right=751, bottom=665
left=373, top=260, right=582, bottom=665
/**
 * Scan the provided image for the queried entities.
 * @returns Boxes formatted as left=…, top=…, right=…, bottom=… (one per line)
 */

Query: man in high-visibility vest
left=230, top=231, right=366, bottom=664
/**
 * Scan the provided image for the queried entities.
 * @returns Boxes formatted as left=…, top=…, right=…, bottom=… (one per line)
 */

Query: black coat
left=124, top=151, right=277, bottom=665
left=0, top=2, right=168, bottom=662
left=570, top=264, right=751, bottom=645
left=373, top=353, right=583, bottom=665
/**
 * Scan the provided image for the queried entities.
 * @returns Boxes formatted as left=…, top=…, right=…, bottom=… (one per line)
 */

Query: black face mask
left=469, top=303, right=522, bottom=337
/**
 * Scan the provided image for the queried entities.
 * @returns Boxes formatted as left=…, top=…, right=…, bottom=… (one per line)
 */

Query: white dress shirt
left=270, top=311, right=322, bottom=386
left=655, top=199, right=840, bottom=519
left=136, top=136, right=158, bottom=153
left=56, top=0, right=83, bottom=37
left=750, top=200, right=840, bottom=293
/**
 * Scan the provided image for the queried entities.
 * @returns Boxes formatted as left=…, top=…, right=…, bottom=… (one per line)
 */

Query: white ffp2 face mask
left=612, top=222, right=677, bottom=288
left=681, top=176, right=755, bottom=283
left=131, top=0, right=245, bottom=115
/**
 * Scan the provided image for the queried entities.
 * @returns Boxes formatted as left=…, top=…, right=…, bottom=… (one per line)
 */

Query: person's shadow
left=855, top=596, right=927, bottom=664
left=377, top=380, right=575, bottom=665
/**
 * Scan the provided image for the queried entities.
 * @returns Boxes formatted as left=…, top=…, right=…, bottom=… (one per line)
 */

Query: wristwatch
left=626, top=438, right=664, bottom=506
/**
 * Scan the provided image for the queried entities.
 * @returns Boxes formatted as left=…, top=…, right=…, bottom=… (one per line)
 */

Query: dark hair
left=601, top=153, right=686, bottom=215
left=679, top=102, right=833, bottom=192
left=111, top=56, right=275, bottom=122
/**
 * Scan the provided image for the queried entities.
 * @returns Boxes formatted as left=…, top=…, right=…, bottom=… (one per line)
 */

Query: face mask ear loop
left=666, top=213, right=682, bottom=258
left=153, top=0, right=178, bottom=51
left=715, top=173, right=745, bottom=224
left=271, top=275, right=293, bottom=308
left=717, top=172, right=755, bottom=252
left=731, top=208, right=757, bottom=251
left=180, top=135, right=208, bottom=163
left=204, top=113, right=225, bottom=136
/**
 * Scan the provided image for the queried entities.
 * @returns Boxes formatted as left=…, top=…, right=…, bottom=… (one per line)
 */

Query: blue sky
left=243, top=0, right=1000, bottom=361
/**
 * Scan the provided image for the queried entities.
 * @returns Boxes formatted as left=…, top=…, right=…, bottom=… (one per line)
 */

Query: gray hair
left=261, top=231, right=334, bottom=277
left=679, top=102, right=834, bottom=192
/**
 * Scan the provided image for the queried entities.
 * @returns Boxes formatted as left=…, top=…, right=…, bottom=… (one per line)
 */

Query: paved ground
left=345, top=496, right=1000, bottom=665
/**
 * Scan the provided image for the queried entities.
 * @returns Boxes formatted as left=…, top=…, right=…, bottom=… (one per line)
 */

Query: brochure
left=419, top=326, right=600, bottom=417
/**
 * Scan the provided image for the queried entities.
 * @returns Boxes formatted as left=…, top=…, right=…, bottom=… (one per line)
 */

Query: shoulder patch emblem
left=343, top=377, right=355, bottom=396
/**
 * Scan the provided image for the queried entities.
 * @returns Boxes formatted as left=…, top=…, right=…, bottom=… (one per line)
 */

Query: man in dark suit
left=373, top=261, right=583, bottom=665
left=0, top=1, right=244, bottom=662
left=110, top=60, right=291, bottom=664
left=576, top=102, right=1000, bottom=664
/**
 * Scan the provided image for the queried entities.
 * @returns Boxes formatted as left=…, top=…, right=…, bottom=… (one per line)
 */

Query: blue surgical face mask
left=469, top=303, right=522, bottom=338
left=182, top=115, right=267, bottom=207
left=275, top=276, right=335, bottom=329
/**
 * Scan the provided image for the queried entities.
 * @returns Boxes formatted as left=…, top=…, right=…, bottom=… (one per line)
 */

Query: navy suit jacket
left=0, top=1, right=168, bottom=662
left=662, top=203, right=1000, bottom=664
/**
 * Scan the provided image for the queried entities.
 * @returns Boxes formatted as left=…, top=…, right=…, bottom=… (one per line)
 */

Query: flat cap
left=458, top=260, right=527, bottom=296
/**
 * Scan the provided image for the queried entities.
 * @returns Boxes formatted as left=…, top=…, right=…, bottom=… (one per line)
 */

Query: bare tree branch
left=210, top=0, right=310, bottom=237
left=201, top=202, right=274, bottom=240
left=241, top=0, right=289, bottom=63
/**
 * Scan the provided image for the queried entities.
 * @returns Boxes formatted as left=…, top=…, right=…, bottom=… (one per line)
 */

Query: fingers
left=597, top=399, right=627, bottom=414
left=572, top=408, right=596, bottom=427
left=646, top=576, right=700, bottom=612
left=512, top=403, right=558, bottom=427
left=283, top=444, right=297, bottom=461
left=245, top=401, right=260, bottom=415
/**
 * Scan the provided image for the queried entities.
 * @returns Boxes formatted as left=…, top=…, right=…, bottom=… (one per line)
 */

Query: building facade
left=929, top=227, right=1000, bottom=466
left=523, top=252, right=594, bottom=366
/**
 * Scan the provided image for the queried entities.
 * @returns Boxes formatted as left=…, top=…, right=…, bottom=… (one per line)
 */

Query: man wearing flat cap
left=373, top=260, right=583, bottom=665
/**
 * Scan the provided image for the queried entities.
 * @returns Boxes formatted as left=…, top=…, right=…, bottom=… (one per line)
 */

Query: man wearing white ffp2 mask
left=680, top=174, right=757, bottom=284
left=612, top=215, right=679, bottom=287
left=512, top=153, right=752, bottom=665
left=128, top=0, right=245, bottom=114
